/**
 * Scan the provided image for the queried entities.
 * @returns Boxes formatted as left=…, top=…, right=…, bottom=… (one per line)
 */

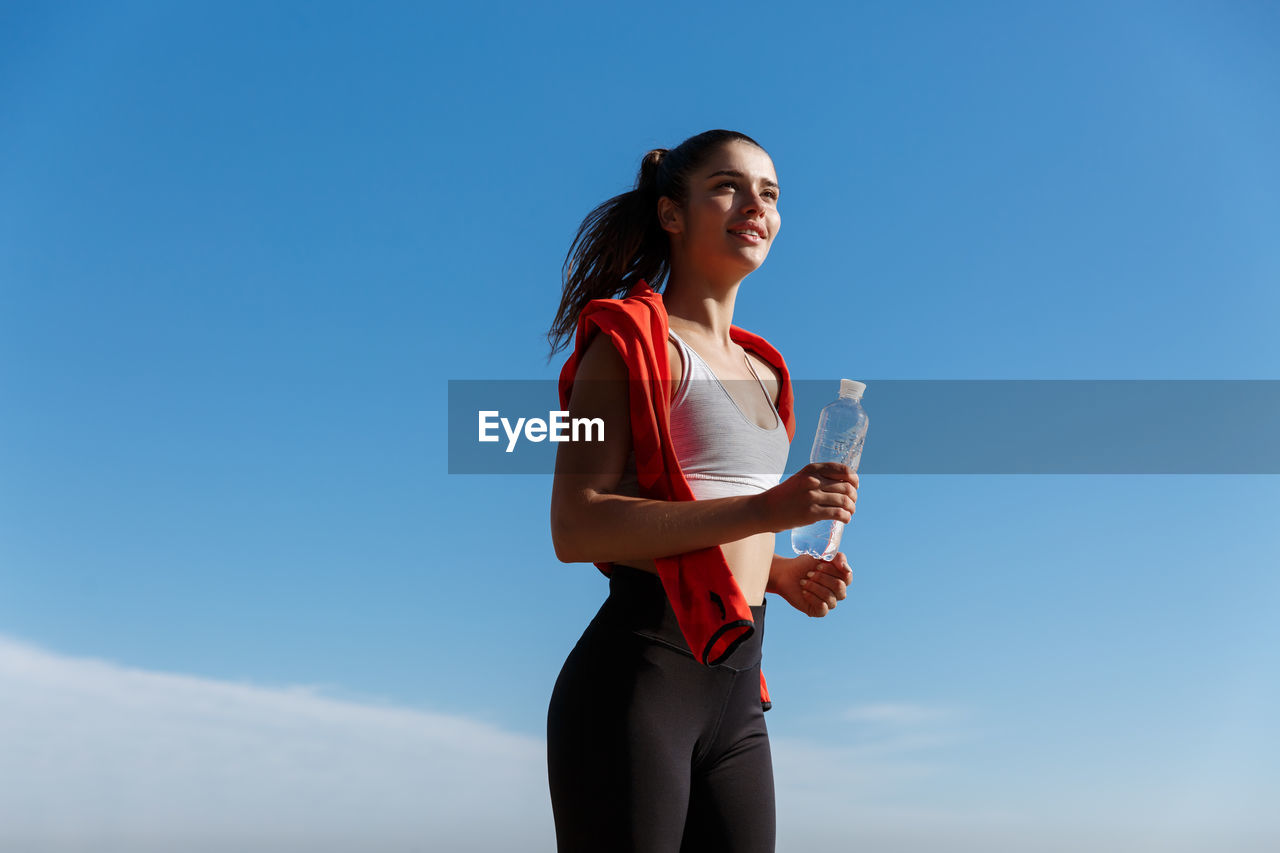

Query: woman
left=545, top=129, right=859, bottom=852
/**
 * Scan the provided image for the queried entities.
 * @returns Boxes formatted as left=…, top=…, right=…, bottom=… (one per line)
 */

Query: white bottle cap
left=839, top=379, right=866, bottom=399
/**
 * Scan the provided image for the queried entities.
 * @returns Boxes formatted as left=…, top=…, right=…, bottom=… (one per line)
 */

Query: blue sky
left=2, top=1, right=1278, bottom=850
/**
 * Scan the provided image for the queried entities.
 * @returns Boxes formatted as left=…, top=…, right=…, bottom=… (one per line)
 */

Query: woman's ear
left=656, top=196, right=683, bottom=236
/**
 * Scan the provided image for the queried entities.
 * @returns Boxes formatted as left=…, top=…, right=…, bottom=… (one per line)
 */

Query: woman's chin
left=729, top=249, right=769, bottom=273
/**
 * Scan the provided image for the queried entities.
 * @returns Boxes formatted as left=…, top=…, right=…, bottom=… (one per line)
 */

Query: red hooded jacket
left=557, top=279, right=796, bottom=711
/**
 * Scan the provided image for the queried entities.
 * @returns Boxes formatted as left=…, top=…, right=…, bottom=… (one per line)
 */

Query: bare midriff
left=611, top=529, right=774, bottom=607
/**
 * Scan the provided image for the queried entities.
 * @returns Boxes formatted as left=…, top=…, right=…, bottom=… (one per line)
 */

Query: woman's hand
left=772, top=552, right=853, bottom=617
left=754, top=462, right=858, bottom=534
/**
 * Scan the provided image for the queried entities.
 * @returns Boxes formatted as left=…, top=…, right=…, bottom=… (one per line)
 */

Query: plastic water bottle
left=791, top=379, right=869, bottom=561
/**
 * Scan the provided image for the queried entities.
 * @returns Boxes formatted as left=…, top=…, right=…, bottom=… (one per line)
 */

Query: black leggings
left=546, top=564, right=774, bottom=853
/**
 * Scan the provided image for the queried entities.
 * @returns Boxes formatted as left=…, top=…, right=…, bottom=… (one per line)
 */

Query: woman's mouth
left=729, top=229, right=764, bottom=244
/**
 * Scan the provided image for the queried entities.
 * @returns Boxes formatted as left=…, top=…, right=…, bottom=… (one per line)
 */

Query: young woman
left=545, top=129, right=859, bottom=852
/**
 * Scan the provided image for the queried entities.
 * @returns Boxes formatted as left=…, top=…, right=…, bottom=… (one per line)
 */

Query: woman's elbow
left=551, top=528, right=578, bottom=563
left=550, top=504, right=584, bottom=563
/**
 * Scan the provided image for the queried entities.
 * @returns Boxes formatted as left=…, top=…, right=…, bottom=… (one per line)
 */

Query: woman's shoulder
left=730, top=326, right=786, bottom=403
left=579, top=327, right=683, bottom=393
left=732, top=325, right=787, bottom=367
left=568, top=327, right=684, bottom=409
left=574, top=330, right=628, bottom=382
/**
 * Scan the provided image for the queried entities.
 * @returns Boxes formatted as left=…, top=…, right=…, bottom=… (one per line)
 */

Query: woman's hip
left=597, top=563, right=766, bottom=673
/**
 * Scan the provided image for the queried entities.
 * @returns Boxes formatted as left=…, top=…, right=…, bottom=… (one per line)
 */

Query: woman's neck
left=662, top=269, right=746, bottom=351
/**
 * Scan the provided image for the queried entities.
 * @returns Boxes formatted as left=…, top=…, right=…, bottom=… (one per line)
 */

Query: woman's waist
left=612, top=534, right=774, bottom=600
left=600, top=563, right=766, bottom=670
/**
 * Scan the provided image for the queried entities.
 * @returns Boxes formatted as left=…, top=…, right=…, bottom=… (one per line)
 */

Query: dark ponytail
left=545, top=129, right=765, bottom=363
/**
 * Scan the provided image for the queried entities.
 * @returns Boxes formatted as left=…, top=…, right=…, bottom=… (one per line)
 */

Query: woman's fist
left=771, top=552, right=853, bottom=617
left=754, top=462, right=858, bottom=534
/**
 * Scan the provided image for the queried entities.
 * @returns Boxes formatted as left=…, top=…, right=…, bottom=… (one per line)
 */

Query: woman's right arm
left=549, top=334, right=858, bottom=564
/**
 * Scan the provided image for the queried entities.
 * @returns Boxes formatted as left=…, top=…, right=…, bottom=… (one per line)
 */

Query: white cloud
left=3, top=634, right=1276, bottom=853
left=0, top=634, right=552, bottom=852
left=840, top=701, right=957, bottom=725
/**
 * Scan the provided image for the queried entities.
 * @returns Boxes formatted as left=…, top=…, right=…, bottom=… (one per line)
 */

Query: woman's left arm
left=767, top=552, right=853, bottom=617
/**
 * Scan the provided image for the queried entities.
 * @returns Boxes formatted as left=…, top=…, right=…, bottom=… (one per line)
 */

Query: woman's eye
left=716, top=180, right=777, bottom=201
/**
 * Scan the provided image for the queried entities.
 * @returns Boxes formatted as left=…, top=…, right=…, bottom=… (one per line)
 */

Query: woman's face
left=660, top=140, right=782, bottom=278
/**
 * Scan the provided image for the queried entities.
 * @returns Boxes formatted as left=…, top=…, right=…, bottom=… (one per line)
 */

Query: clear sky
left=2, top=1, right=1278, bottom=851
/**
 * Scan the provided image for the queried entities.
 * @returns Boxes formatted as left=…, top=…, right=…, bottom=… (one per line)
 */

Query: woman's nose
left=740, top=190, right=766, bottom=214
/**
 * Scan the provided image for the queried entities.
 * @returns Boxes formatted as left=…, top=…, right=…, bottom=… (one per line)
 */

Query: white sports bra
left=613, top=328, right=791, bottom=500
